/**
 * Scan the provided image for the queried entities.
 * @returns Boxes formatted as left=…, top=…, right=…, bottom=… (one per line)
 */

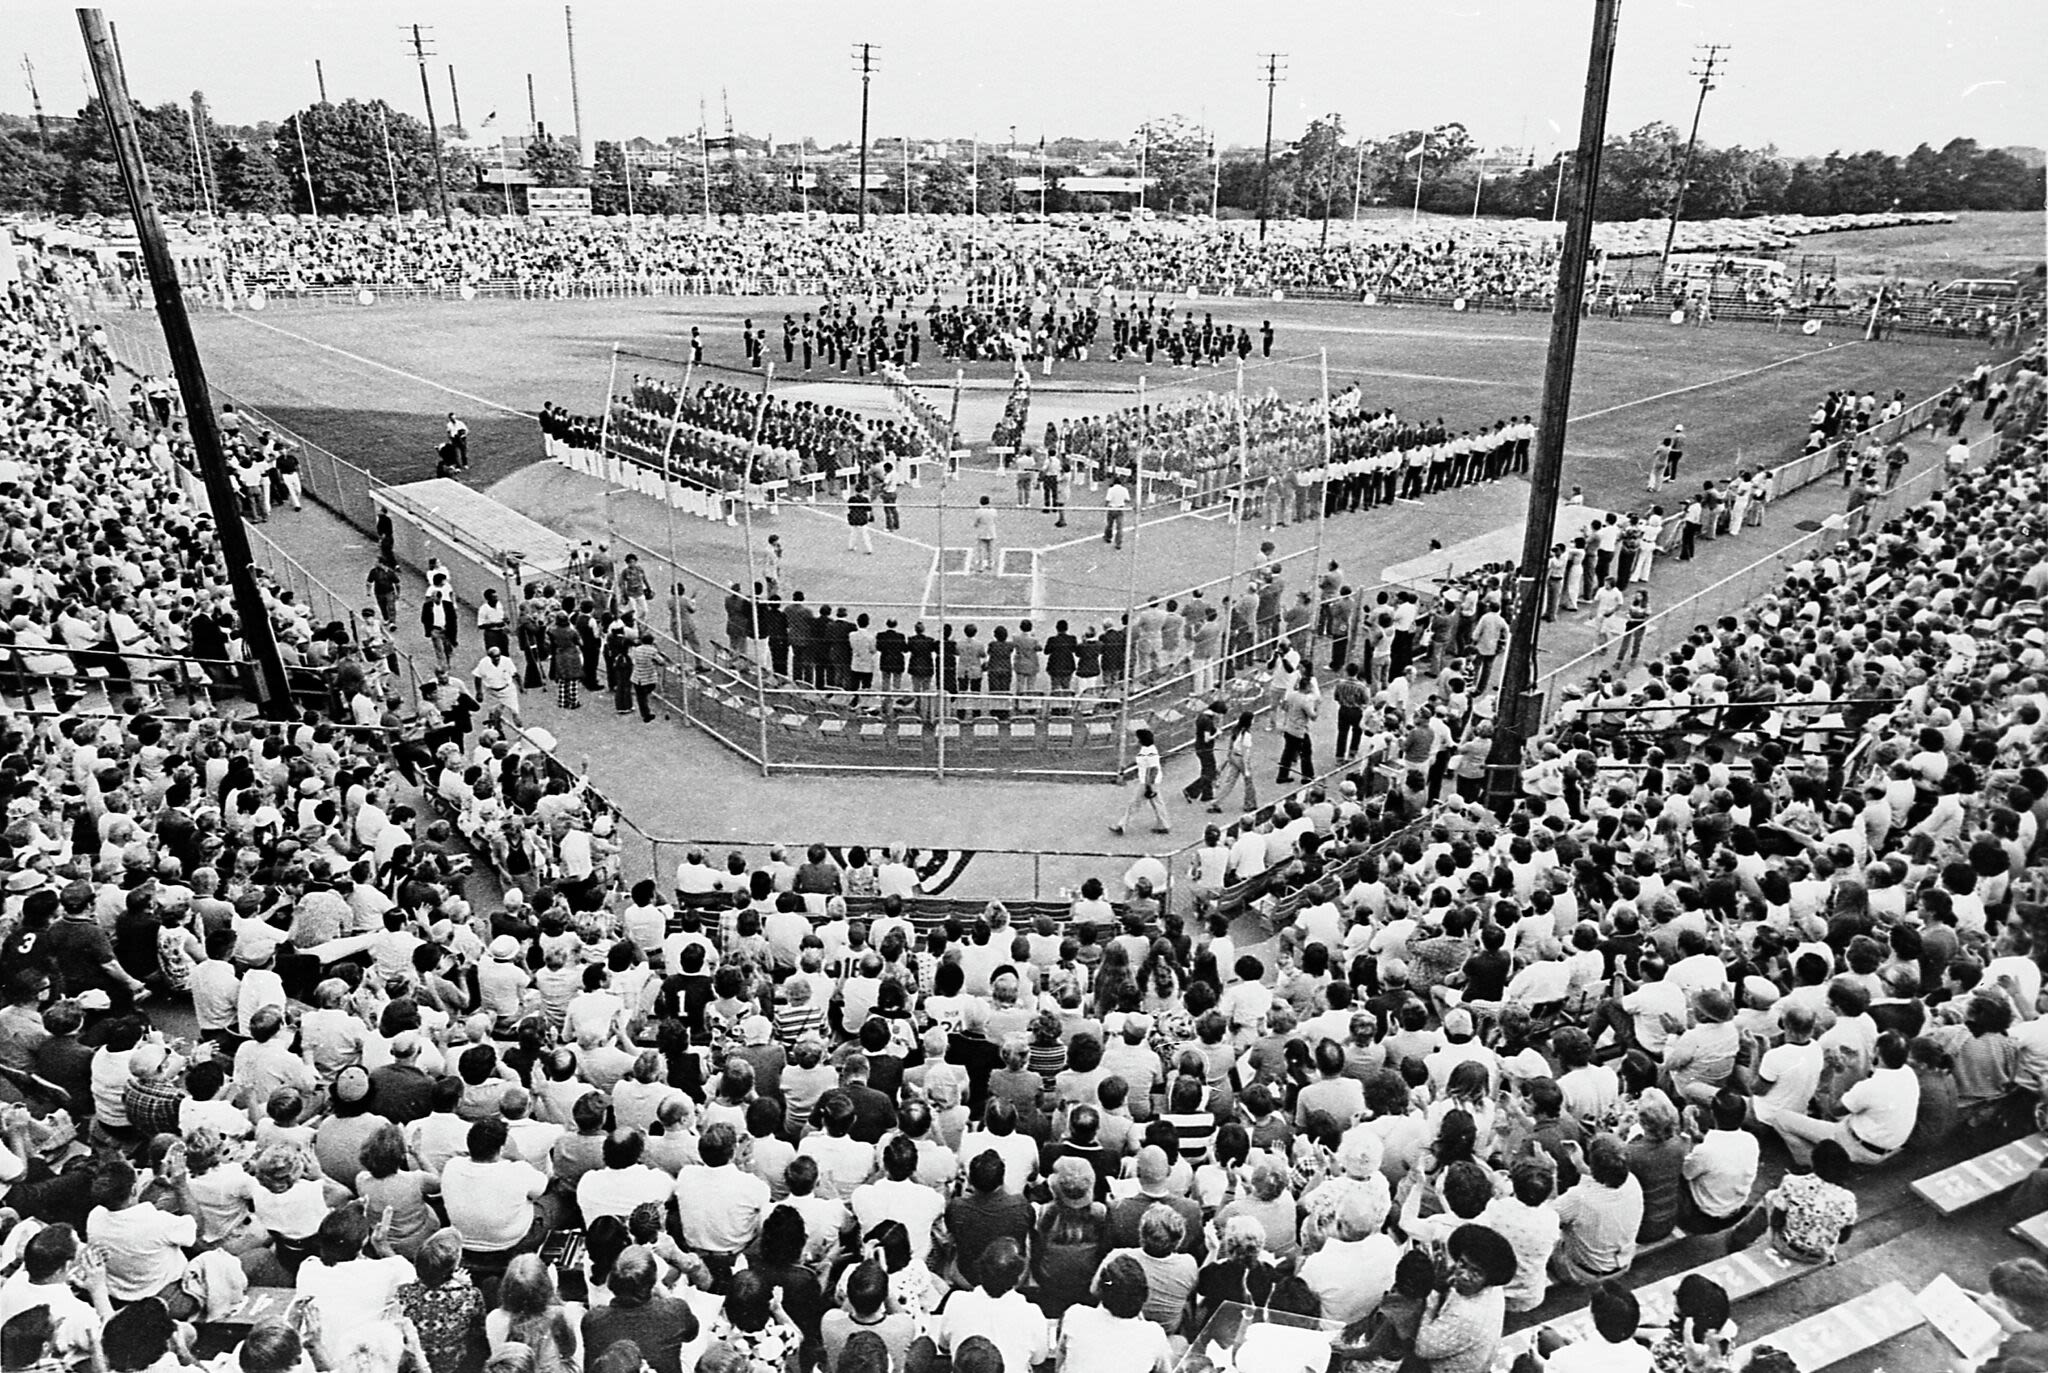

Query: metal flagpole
left=1137, top=125, right=1147, bottom=214
left=1196, top=136, right=1212, bottom=222
left=903, top=137, right=911, bottom=215
left=1410, top=130, right=1427, bottom=221
left=181, top=106, right=211, bottom=229
left=1223, top=360, right=1250, bottom=678
left=1039, top=136, right=1048, bottom=217
left=1352, top=141, right=1365, bottom=219
left=595, top=344, right=621, bottom=485
left=294, top=113, right=320, bottom=219
left=660, top=360, right=693, bottom=593
left=799, top=142, right=809, bottom=217
left=698, top=107, right=713, bottom=225
left=738, top=363, right=776, bottom=775
left=971, top=135, right=979, bottom=219
left=1311, top=349, right=1333, bottom=658
left=377, top=105, right=402, bottom=220
left=1471, top=153, right=1487, bottom=219
left=947, top=368, right=964, bottom=475
left=1114, top=376, right=1146, bottom=780
left=934, top=451, right=948, bottom=782
left=500, top=136, right=514, bottom=216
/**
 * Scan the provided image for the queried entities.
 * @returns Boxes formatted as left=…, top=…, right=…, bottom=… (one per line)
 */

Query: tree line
left=0, top=96, right=2037, bottom=222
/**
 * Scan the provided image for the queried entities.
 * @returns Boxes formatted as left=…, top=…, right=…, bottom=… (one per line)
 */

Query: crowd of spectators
left=197, top=221, right=959, bottom=300
left=11, top=232, right=2048, bottom=1373
left=96, top=214, right=2025, bottom=336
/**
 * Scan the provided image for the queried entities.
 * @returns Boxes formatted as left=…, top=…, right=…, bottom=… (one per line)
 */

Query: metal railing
left=1529, top=423, right=2008, bottom=726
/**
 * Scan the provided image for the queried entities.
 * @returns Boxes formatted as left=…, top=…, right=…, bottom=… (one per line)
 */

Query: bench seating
left=2011, top=1209, right=2048, bottom=1255
left=1499, top=1240, right=1822, bottom=1360
left=1727, top=1281, right=1924, bottom=1371
left=1910, top=1131, right=2048, bottom=1215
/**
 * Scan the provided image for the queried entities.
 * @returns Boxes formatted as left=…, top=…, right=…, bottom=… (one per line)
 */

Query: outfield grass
left=170, top=286, right=2002, bottom=636
left=186, top=291, right=1985, bottom=513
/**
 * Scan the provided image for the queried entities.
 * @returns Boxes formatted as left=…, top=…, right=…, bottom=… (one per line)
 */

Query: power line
left=852, top=43, right=877, bottom=230
left=1660, top=42, right=1729, bottom=273
left=1256, top=53, right=1287, bottom=243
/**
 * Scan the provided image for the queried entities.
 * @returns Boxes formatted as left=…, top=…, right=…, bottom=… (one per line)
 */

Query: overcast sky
left=18, top=1, right=2046, bottom=157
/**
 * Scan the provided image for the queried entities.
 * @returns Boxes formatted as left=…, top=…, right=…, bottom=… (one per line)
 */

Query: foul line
left=223, top=313, right=537, bottom=418
left=1568, top=340, right=1859, bottom=425
left=1351, top=367, right=1512, bottom=386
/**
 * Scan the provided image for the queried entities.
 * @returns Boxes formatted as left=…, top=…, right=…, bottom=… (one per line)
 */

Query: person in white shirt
left=674, top=1123, right=770, bottom=1261
left=937, top=1236, right=1049, bottom=1373
left=850, top=1136, right=948, bottom=1265
left=1681, top=1091, right=1760, bottom=1231
left=1544, top=1280, right=1653, bottom=1372
left=1059, top=1254, right=1171, bottom=1373
left=1769, top=1032, right=1919, bottom=1167
left=296, top=1207, right=418, bottom=1348
left=1750, top=1004, right=1826, bottom=1147
left=955, top=1099, right=1040, bottom=1195
left=86, top=1156, right=196, bottom=1302
left=0, top=1223, right=110, bottom=1365
left=440, top=1118, right=549, bottom=1255
left=1298, top=1188, right=1400, bottom=1326
left=576, top=1128, right=678, bottom=1225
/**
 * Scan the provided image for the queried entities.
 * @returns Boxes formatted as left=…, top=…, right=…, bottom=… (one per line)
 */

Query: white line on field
left=224, top=314, right=537, bottom=418
left=1350, top=368, right=1512, bottom=386
left=1568, top=340, right=1859, bottom=424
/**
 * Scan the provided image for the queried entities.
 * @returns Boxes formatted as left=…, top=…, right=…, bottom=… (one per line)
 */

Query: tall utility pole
left=563, top=6, right=586, bottom=167
left=852, top=43, right=876, bottom=230
left=406, top=25, right=452, bottom=227
left=447, top=64, right=463, bottom=135
left=78, top=9, right=293, bottom=715
left=1483, top=0, right=1623, bottom=807
left=314, top=58, right=327, bottom=105
left=1660, top=43, right=1727, bottom=274
left=21, top=56, right=48, bottom=149
left=1256, top=53, right=1286, bottom=242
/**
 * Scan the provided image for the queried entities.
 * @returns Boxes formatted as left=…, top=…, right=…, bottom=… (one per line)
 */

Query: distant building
left=1013, top=174, right=1154, bottom=203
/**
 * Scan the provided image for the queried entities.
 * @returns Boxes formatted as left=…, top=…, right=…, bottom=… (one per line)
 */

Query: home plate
left=1381, top=504, right=1610, bottom=589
